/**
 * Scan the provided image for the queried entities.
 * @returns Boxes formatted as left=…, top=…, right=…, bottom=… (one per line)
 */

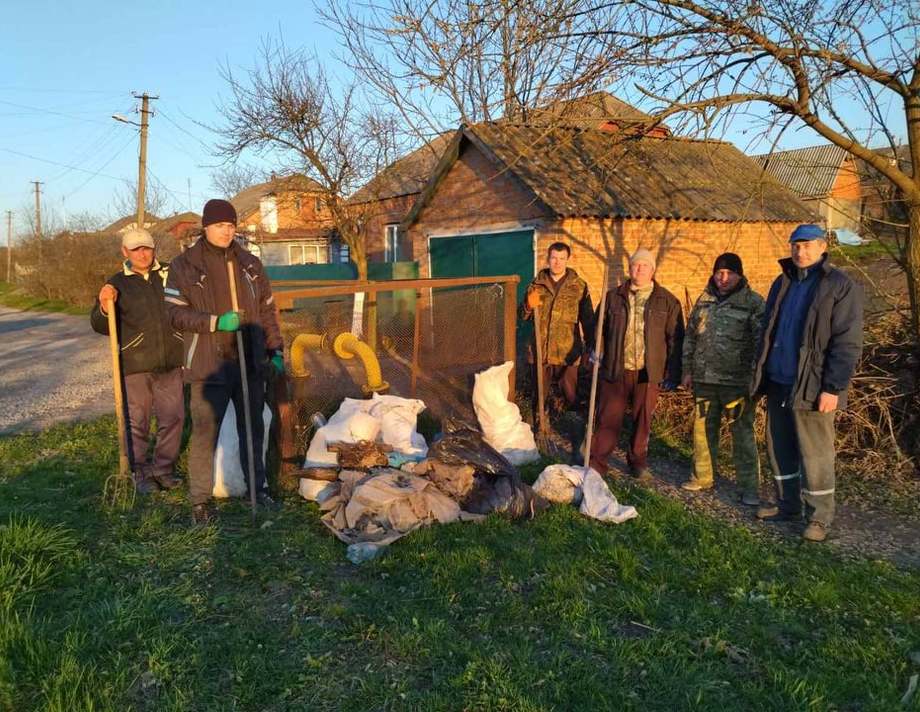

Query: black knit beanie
left=202, top=199, right=238, bottom=228
left=713, top=252, right=743, bottom=276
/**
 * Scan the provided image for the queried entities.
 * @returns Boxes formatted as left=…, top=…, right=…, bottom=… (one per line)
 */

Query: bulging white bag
left=533, top=464, right=638, bottom=524
left=213, top=404, right=273, bottom=498
left=473, top=361, right=539, bottom=465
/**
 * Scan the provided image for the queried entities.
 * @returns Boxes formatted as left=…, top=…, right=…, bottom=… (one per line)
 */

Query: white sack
left=369, top=393, right=428, bottom=457
left=532, top=464, right=638, bottom=524
left=299, top=478, right=341, bottom=504
left=473, top=361, right=539, bottom=465
left=303, top=395, right=428, bottom=467
left=213, top=404, right=273, bottom=498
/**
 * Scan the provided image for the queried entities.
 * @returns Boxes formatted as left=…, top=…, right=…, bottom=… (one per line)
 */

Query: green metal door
left=429, top=230, right=534, bottom=365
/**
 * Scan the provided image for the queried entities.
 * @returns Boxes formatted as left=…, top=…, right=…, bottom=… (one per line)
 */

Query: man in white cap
left=589, top=248, right=683, bottom=481
left=91, top=228, right=185, bottom=494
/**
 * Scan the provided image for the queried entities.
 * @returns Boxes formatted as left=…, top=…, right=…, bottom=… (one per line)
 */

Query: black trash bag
left=429, top=418, right=539, bottom=518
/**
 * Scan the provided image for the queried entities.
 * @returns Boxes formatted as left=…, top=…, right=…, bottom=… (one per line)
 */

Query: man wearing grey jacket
left=751, top=224, right=864, bottom=542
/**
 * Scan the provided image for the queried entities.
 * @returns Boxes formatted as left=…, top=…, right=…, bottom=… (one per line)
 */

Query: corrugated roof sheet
left=527, top=91, right=657, bottom=128
left=464, top=123, right=815, bottom=222
left=349, top=133, right=454, bottom=204
left=753, top=144, right=848, bottom=199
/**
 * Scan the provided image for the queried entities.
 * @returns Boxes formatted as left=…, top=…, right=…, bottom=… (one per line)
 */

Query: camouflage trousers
left=690, top=383, right=760, bottom=495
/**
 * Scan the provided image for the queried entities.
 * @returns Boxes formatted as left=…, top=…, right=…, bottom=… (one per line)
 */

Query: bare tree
left=210, top=163, right=264, bottom=199
left=109, top=178, right=171, bottom=224
left=214, top=38, right=402, bottom=280
left=505, top=0, right=920, bottom=336
left=321, top=0, right=613, bottom=139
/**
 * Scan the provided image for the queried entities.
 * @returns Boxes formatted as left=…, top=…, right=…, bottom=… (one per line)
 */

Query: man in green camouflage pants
left=681, top=253, right=765, bottom=505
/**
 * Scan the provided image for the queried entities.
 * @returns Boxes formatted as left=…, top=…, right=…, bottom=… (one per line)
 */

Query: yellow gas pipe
left=333, top=332, right=390, bottom=394
left=290, top=333, right=328, bottom=378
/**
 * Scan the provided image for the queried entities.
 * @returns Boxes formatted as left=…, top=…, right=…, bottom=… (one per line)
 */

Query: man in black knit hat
left=681, top=252, right=764, bottom=505
left=165, top=199, right=285, bottom=523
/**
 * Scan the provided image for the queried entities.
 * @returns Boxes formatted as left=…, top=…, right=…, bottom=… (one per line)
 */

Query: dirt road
left=0, top=306, right=111, bottom=433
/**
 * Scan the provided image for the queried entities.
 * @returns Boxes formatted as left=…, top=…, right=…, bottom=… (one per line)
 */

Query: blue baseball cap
left=789, top=224, right=826, bottom=242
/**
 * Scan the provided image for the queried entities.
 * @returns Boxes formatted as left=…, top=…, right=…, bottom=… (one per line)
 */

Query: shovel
left=227, top=259, right=258, bottom=524
left=532, top=302, right=549, bottom=450
left=583, top=264, right=610, bottom=476
left=102, top=296, right=136, bottom=509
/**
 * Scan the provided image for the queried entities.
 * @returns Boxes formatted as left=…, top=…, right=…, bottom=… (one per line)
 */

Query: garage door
left=429, top=230, right=534, bottom=365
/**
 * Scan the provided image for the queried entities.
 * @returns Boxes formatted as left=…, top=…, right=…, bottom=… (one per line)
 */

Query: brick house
left=754, top=144, right=862, bottom=237
left=230, top=174, right=339, bottom=266
left=103, top=213, right=161, bottom=234
left=400, top=122, right=815, bottom=306
left=153, top=211, right=201, bottom=253
left=858, top=145, right=911, bottom=242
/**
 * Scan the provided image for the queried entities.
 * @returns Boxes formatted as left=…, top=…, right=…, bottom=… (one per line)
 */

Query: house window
left=294, top=197, right=302, bottom=212
left=385, top=224, right=399, bottom=262
left=289, top=244, right=321, bottom=265
left=314, top=196, right=324, bottom=213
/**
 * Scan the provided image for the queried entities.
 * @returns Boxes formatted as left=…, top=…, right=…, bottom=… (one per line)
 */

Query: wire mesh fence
left=271, top=275, right=521, bottom=479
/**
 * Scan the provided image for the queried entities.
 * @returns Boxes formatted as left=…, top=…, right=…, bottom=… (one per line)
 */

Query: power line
left=0, top=147, right=126, bottom=182
left=0, top=99, right=111, bottom=125
left=64, top=134, right=137, bottom=200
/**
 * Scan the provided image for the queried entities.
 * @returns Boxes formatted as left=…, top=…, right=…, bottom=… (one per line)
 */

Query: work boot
left=134, top=477, right=160, bottom=495
left=802, top=521, right=828, bottom=542
left=739, top=492, right=760, bottom=507
left=191, top=504, right=214, bottom=525
left=152, top=472, right=182, bottom=490
left=632, top=467, right=653, bottom=484
left=256, top=491, right=282, bottom=511
left=681, top=478, right=713, bottom=492
left=756, top=505, right=801, bottom=522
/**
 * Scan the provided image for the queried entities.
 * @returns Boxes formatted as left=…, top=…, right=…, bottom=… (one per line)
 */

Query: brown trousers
left=589, top=369, right=659, bottom=473
left=123, top=368, right=185, bottom=481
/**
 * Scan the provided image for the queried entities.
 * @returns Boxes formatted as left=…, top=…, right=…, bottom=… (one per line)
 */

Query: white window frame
left=288, top=244, right=321, bottom=265
left=384, top=223, right=399, bottom=263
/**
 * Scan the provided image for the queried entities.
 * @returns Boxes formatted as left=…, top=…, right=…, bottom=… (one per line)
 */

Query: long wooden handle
left=533, top=302, right=547, bottom=437
left=105, top=299, right=130, bottom=477
left=226, top=259, right=258, bottom=521
left=583, top=264, right=610, bottom=474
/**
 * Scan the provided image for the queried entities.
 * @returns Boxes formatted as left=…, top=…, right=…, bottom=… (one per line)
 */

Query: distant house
left=401, top=122, right=815, bottom=304
left=153, top=212, right=201, bottom=252
left=230, top=174, right=336, bottom=266
left=754, top=144, right=862, bottom=236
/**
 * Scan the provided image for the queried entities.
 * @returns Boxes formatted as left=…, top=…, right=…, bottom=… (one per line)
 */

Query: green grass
left=0, top=282, right=86, bottom=315
left=1, top=418, right=919, bottom=711
left=830, top=239, right=899, bottom=264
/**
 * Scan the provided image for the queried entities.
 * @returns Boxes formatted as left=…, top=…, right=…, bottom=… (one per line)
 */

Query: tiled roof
left=449, top=123, right=816, bottom=222
left=231, top=174, right=324, bottom=219
left=753, top=144, right=849, bottom=199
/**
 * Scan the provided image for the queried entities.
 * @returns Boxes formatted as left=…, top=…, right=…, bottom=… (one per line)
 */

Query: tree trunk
left=907, top=201, right=920, bottom=342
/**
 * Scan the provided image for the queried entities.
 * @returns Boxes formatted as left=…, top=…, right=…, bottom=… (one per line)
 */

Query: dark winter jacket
left=520, top=267, right=595, bottom=365
left=600, top=281, right=684, bottom=384
left=682, top=278, right=764, bottom=387
left=752, top=255, right=864, bottom=410
left=165, top=237, right=283, bottom=384
left=90, top=261, right=184, bottom=376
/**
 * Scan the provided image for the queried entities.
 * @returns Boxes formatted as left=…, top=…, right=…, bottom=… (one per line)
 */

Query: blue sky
left=1, top=1, right=908, bottom=237
left=1, top=0, right=335, bottom=234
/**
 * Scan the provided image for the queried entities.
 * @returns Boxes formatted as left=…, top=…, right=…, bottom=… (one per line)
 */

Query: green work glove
left=270, top=351, right=285, bottom=376
left=216, top=311, right=241, bottom=332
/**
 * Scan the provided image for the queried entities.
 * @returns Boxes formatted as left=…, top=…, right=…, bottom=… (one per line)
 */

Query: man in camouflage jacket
left=520, top=242, right=595, bottom=411
left=681, top=253, right=765, bottom=504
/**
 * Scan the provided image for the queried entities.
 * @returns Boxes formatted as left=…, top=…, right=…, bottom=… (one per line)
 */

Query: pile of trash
left=298, top=364, right=637, bottom=562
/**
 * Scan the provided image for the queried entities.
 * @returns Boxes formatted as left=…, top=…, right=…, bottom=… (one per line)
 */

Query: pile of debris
left=297, top=364, right=637, bottom=562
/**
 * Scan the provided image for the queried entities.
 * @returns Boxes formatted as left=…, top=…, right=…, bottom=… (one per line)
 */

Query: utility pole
left=115, top=93, right=158, bottom=229
left=6, top=210, right=12, bottom=283
left=31, top=181, right=42, bottom=237
left=134, top=92, right=157, bottom=230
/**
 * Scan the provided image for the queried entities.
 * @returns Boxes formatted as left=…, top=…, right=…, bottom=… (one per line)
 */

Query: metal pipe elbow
left=333, top=332, right=390, bottom=394
left=290, top=333, right=328, bottom=378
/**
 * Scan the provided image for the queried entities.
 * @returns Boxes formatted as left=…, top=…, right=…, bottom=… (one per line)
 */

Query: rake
left=102, top=296, right=136, bottom=510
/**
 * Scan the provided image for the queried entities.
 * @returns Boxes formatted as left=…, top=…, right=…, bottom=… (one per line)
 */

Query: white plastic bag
left=369, top=393, right=428, bottom=457
left=213, top=404, right=273, bottom=498
left=473, top=361, right=539, bottom=465
left=532, top=464, right=638, bottom=523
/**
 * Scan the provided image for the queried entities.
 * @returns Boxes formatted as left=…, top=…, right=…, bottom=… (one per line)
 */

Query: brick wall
left=238, top=190, right=332, bottom=232
left=358, top=194, right=416, bottom=262
left=404, top=138, right=801, bottom=307
left=409, top=140, right=551, bottom=272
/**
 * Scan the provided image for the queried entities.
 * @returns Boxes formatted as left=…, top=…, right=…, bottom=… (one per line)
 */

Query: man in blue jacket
left=751, top=224, right=864, bottom=542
